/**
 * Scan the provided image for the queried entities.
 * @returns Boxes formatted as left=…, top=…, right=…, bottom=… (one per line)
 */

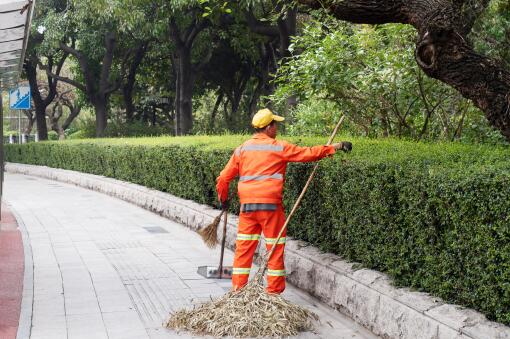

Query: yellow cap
left=251, top=108, right=285, bottom=128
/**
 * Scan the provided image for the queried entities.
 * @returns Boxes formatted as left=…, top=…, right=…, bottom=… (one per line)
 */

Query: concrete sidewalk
left=4, top=173, right=377, bottom=339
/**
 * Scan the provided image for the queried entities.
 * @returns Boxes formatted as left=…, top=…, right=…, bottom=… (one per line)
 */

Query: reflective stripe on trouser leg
left=233, top=212, right=262, bottom=291
left=261, top=206, right=287, bottom=294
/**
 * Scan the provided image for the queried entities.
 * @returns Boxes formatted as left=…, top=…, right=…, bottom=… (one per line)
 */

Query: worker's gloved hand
left=220, top=200, right=230, bottom=210
left=340, top=141, right=352, bottom=153
left=333, top=141, right=352, bottom=153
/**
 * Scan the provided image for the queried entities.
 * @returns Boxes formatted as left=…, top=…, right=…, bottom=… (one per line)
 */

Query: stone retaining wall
left=6, top=163, right=510, bottom=339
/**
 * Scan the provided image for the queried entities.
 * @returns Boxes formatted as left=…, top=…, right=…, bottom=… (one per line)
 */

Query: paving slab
left=4, top=173, right=377, bottom=338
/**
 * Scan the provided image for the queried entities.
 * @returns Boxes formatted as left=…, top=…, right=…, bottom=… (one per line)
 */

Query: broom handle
left=218, top=209, right=228, bottom=278
left=260, top=115, right=346, bottom=274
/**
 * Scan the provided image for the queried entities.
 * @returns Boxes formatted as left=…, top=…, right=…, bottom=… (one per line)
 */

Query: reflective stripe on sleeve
left=267, top=269, right=286, bottom=277
left=237, top=233, right=261, bottom=241
left=265, top=237, right=286, bottom=245
left=240, top=144, right=284, bottom=152
left=239, top=173, right=283, bottom=182
left=233, top=267, right=251, bottom=275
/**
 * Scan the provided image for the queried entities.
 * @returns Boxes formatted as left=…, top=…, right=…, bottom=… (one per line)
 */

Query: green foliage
left=273, top=16, right=504, bottom=143
left=6, top=136, right=510, bottom=324
left=104, top=121, right=173, bottom=137
left=471, top=0, right=510, bottom=69
left=285, top=99, right=347, bottom=137
left=66, top=113, right=172, bottom=139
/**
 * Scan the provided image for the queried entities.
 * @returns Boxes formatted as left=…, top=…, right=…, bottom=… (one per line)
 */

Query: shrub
left=5, top=136, right=510, bottom=324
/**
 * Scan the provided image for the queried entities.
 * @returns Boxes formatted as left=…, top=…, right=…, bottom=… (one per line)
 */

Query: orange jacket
left=216, top=133, right=336, bottom=205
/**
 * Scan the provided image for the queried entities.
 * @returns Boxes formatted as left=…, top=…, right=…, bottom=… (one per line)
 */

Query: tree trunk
left=151, top=105, right=157, bottom=126
left=93, top=97, right=108, bottom=137
left=25, top=61, right=49, bottom=140
left=34, top=106, right=48, bottom=140
left=23, top=110, right=35, bottom=135
left=168, top=15, right=208, bottom=135
left=62, top=104, right=81, bottom=131
left=298, top=0, right=510, bottom=141
left=123, top=42, right=149, bottom=123
left=175, top=47, right=194, bottom=135
left=173, top=55, right=182, bottom=135
left=211, top=92, right=223, bottom=127
left=123, top=85, right=136, bottom=123
left=49, top=104, right=66, bottom=140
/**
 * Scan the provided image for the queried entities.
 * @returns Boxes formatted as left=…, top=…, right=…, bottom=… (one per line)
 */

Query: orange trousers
left=232, top=206, right=286, bottom=294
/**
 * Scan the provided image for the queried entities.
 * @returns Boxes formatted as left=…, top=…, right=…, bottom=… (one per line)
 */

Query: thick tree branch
left=99, top=32, right=117, bottom=94
left=59, top=41, right=95, bottom=96
left=184, top=19, right=208, bottom=49
left=45, top=71, right=87, bottom=92
left=51, top=51, right=70, bottom=88
left=169, top=18, right=185, bottom=48
left=245, top=9, right=280, bottom=37
left=297, top=0, right=406, bottom=24
left=42, top=51, right=70, bottom=107
left=62, top=102, right=82, bottom=131
left=46, top=57, right=54, bottom=90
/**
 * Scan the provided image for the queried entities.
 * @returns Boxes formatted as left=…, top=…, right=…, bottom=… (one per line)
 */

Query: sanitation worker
left=216, top=108, right=352, bottom=294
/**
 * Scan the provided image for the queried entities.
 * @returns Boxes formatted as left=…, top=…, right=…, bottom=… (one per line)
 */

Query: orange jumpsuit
left=216, top=133, right=336, bottom=293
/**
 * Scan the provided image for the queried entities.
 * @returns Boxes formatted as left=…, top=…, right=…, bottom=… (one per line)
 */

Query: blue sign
left=9, top=86, right=31, bottom=110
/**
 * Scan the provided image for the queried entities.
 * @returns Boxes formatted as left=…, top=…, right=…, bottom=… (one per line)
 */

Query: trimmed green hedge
left=6, top=136, right=510, bottom=324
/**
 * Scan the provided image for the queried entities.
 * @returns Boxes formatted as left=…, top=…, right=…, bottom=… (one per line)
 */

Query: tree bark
left=23, top=110, right=35, bottom=135
left=49, top=103, right=66, bottom=140
left=211, top=91, right=224, bottom=126
left=173, top=56, right=181, bottom=135
left=25, top=62, right=49, bottom=140
left=169, top=16, right=208, bottom=135
left=123, top=42, right=149, bottom=123
left=297, top=0, right=510, bottom=140
left=62, top=103, right=81, bottom=131
left=93, top=97, right=108, bottom=137
left=177, top=47, right=194, bottom=134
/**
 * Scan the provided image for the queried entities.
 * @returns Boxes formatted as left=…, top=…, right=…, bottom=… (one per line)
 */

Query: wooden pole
left=218, top=209, right=228, bottom=278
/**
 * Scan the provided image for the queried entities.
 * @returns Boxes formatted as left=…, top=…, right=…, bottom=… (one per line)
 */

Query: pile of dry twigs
left=165, top=281, right=317, bottom=337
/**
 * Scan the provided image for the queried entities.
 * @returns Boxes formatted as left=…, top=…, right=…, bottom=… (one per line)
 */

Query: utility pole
left=18, top=109, right=21, bottom=144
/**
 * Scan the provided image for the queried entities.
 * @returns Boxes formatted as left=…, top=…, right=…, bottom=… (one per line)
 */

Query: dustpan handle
left=218, top=209, right=228, bottom=278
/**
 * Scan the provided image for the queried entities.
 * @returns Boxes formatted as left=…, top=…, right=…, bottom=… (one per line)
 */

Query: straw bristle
left=165, top=281, right=317, bottom=337
left=198, top=214, right=221, bottom=248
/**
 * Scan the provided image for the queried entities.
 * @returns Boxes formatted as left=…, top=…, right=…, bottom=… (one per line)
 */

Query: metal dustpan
left=198, top=207, right=232, bottom=279
left=197, top=265, right=232, bottom=279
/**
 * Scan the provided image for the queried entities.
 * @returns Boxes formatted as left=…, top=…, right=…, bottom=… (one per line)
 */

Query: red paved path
left=0, top=204, right=24, bottom=339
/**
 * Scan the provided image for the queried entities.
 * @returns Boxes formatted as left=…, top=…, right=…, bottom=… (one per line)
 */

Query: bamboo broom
left=254, top=115, right=346, bottom=283
left=198, top=209, right=226, bottom=248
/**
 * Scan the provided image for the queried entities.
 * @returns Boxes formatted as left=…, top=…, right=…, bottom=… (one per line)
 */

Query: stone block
left=425, top=304, right=486, bottom=330
left=463, top=320, right=510, bottom=339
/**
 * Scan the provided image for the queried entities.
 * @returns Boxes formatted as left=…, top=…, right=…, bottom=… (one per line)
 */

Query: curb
left=6, top=163, right=510, bottom=339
